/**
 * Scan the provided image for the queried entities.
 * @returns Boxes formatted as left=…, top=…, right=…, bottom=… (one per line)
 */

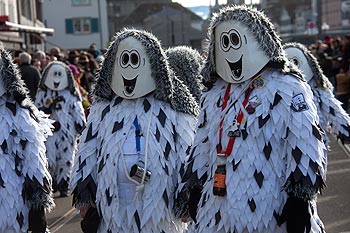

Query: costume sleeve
left=315, top=87, right=350, bottom=142
left=174, top=94, right=211, bottom=220
left=21, top=108, right=55, bottom=211
left=173, top=112, right=197, bottom=219
left=70, top=103, right=101, bottom=209
left=72, top=99, right=87, bottom=134
left=282, top=77, right=326, bottom=201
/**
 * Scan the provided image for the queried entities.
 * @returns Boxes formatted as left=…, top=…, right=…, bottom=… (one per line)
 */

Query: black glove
left=28, top=206, right=47, bottom=233
left=188, top=185, right=202, bottom=223
left=281, top=196, right=311, bottom=233
left=338, top=132, right=350, bottom=144
left=52, top=121, right=61, bottom=132
left=39, top=107, right=52, bottom=115
left=81, top=207, right=100, bottom=233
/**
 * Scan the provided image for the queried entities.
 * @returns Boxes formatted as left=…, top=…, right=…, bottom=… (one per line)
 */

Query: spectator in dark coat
left=18, top=52, right=41, bottom=101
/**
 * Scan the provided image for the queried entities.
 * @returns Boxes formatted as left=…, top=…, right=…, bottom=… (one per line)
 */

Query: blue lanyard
left=133, top=117, right=141, bottom=152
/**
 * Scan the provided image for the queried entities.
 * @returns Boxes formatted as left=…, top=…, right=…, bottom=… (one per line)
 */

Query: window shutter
left=91, top=18, right=99, bottom=33
left=65, top=18, right=74, bottom=34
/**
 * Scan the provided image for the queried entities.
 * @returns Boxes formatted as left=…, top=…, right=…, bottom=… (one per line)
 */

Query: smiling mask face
left=284, top=47, right=313, bottom=82
left=215, top=21, right=269, bottom=83
left=111, top=36, right=155, bottom=99
left=44, top=64, right=68, bottom=91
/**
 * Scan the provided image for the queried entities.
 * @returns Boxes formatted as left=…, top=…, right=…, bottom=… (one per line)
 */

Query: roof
left=122, top=2, right=203, bottom=26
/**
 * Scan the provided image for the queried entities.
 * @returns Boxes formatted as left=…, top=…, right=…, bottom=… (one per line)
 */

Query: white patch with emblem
left=292, top=93, right=309, bottom=112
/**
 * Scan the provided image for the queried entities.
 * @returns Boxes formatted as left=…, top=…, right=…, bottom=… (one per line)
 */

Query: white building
left=42, top=0, right=109, bottom=51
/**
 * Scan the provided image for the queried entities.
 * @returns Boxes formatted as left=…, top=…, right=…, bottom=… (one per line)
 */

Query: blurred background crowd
left=12, top=43, right=107, bottom=116
left=308, top=34, right=350, bottom=111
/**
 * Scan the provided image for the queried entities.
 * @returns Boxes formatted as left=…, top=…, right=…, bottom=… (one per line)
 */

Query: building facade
left=121, top=2, right=205, bottom=50
left=106, top=0, right=171, bottom=38
left=42, top=0, right=109, bottom=51
left=0, top=0, right=53, bottom=52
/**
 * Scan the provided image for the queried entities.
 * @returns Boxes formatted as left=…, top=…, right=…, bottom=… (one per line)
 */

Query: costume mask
left=111, top=36, right=155, bottom=99
left=44, top=64, right=69, bottom=91
left=284, top=47, right=313, bottom=82
left=215, top=21, right=269, bottom=83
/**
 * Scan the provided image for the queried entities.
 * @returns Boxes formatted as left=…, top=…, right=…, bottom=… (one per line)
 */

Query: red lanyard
left=217, top=83, right=253, bottom=157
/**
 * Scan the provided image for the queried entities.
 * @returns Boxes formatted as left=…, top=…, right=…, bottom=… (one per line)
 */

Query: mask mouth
left=226, top=55, right=243, bottom=81
left=54, top=81, right=60, bottom=88
left=122, top=74, right=138, bottom=96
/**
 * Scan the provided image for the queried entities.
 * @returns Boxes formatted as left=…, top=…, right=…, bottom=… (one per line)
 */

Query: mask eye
left=229, top=30, right=241, bottom=49
left=121, top=52, right=129, bottom=67
left=54, top=71, right=58, bottom=76
left=130, top=52, right=139, bottom=67
left=221, top=34, right=230, bottom=51
left=58, top=72, right=62, bottom=76
left=291, top=57, right=300, bottom=67
left=230, top=32, right=240, bottom=46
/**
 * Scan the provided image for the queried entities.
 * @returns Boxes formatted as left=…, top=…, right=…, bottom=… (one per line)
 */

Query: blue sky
left=173, top=0, right=259, bottom=7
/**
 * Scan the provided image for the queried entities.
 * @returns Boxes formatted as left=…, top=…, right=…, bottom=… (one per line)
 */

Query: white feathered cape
left=71, top=95, right=196, bottom=232
left=0, top=96, right=54, bottom=232
left=309, top=78, right=350, bottom=143
left=186, top=69, right=327, bottom=233
left=35, top=89, right=86, bottom=184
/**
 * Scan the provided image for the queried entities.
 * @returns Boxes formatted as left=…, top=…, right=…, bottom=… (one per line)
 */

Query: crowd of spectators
left=308, top=34, right=350, bottom=112
left=12, top=43, right=105, bottom=116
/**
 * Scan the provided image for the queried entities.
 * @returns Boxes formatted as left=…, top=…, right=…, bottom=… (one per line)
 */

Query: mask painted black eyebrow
left=244, top=35, right=247, bottom=44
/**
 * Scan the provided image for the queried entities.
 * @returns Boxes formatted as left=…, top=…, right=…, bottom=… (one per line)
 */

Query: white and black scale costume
left=0, top=48, right=54, bottom=232
left=284, top=42, right=350, bottom=146
left=35, top=62, right=86, bottom=188
left=185, top=70, right=327, bottom=232
left=70, top=29, right=199, bottom=232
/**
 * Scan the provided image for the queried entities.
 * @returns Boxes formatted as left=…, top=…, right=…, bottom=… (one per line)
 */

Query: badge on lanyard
left=246, top=95, right=261, bottom=114
left=227, top=119, right=241, bottom=137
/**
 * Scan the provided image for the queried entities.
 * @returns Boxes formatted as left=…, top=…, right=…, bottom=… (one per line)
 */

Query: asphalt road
left=46, top=135, right=350, bottom=233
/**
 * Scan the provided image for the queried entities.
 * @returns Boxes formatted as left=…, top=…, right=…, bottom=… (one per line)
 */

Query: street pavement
left=47, top=135, right=350, bottom=233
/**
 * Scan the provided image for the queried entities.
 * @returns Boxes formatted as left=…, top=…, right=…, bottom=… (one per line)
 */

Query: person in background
left=87, top=43, right=100, bottom=59
left=67, top=50, right=80, bottom=67
left=78, top=54, right=96, bottom=94
left=18, top=51, right=41, bottom=102
left=35, top=61, right=86, bottom=197
left=32, top=58, right=42, bottom=72
left=33, top=50, right=49, bottom=72
left=340, top=35, right=350, bottom=73
left=50, top=47, right=63, bottom=61
left=69, top=63, right=91, bottom=117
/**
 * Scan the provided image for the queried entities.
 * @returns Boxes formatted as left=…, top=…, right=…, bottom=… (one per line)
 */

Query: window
left=9, top=3, right=15, bottom=22
left=66, top=18, right=99, bottom=34
left=21, top=0, right=32, bottom=20
left=74, top=18, right=91, bottom=33
left=72, top=0, right=91, bottom=6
